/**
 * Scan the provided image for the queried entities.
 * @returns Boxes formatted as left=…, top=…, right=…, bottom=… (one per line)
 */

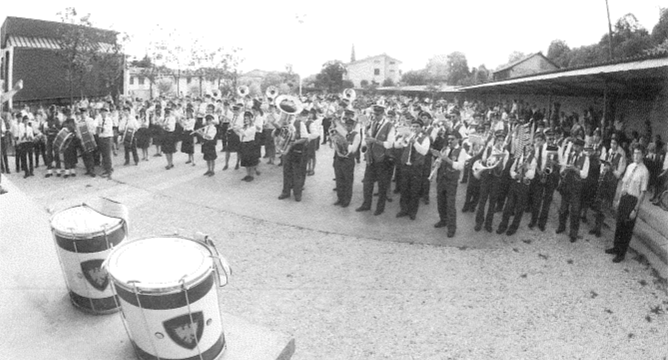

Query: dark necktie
left=537, top=146, right=543, bottom=171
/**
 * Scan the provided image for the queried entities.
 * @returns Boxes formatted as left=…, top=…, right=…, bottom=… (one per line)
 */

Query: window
left=374, top=68, right=380, bottom=75
left=138, top=77, right=145, bottom=85
left=129, top=76, right=134, bottom=85
left=390, top=61, right=395, bottom=65
left=187, top=77, right=192, bottom=84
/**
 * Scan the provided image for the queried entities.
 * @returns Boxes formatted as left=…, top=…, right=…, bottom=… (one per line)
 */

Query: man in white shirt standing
left=606, top=144, right=649, bottom=263
left=97, top=106, right=115, bottom=178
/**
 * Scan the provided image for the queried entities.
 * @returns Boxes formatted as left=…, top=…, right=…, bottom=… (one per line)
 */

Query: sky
left=1, top=0, right=665, bottom=77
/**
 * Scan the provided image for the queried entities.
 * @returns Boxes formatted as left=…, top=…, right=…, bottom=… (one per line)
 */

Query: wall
left=346, top=56, right=401, bottom=87
left=510, top=56, right=558, bottom=78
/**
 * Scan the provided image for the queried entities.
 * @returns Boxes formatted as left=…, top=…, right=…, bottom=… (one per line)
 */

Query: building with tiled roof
left=344, top=53, right=402, bottom=88
left=492, top=52, right=559, bottom=81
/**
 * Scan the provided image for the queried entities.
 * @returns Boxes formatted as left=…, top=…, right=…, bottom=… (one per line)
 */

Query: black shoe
left=474, top=224, right=482, bottom=232
left=461, top=206, right=469, bottom=213
left=588, top=229, right=601, bottom=237
left=506, top=228, right=517, bottom=236
left=63, top=174, right=69, bottom=179
left=88, top=173, right=96, bottom=178
left=386, top=197, right=393, bottom=203
left=374, top=209, right=384, bottom=216
left=485, top=225, right=493, bottom=233
left=204, top=171, right=212, bottom=176
left=538, top=224, right=545, bottom=232
left=278, top=193, right=290, bottom=200
left=605, top=248, right=618, bottom=255
left=333, top=201, right=342, bottom=206
left=434, top=221, right=447, bottom=228
left=612, top=255, right=625, bottom=263
left=555, top=226, right=565, bottom=234
left=294, top=194, right=302, bottom=202
left=447, top=230, right=455, bottom=238
left=223, top=165, right=229, bottom=170
left=56, top=173, right=61, bottom=177
left=241, top=175, right=251, bottom=181
left=45, top=173, right=52, bottom=178
left=496, top=227, right=507, bottom=235
left=340, top=203, right=350, bottom=208
left=409, top=214, right=416, bottom=220
left=393, top=188, right=400, bottom=194
left=124, top=161, right=130, bottom=166
left=581, top=215, right=588, bottom=224
left=528, top=222, right=536, bottom=230
left=234, top=164, right=240, bottom=170
left=71, top=173, right=76, bottom=177
left=396, top=212, right=408, bottom=218
left=569, top=236, right=577, bottom=243
left=356, top=206, right=371, bottom=212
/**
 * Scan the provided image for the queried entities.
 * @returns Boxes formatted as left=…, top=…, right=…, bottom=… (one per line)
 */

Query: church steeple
left=351, top=44, right=356, bottom=62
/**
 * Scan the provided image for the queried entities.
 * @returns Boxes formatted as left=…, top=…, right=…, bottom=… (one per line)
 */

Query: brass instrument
left=472, top=145, right=505, bottom=179
left=516, top=149, right=533, bottom=186
left=266, top=86, right=278, bottom=103
left=428, top=145, right=450, bottom=181
left=540, top=147, right=559, bottom=183
left=342, top=88, right=356, bottom=104
left=399, top=129, right=417, bottom=166
left=274, top=95, right=303, bottom=156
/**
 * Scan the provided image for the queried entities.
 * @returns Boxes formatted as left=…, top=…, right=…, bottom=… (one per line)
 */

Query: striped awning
left=7, top=35, right=115, bottom=52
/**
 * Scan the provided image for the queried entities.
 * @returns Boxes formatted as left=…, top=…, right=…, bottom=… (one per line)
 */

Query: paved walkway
left=3, top=146, right=668, bottom=359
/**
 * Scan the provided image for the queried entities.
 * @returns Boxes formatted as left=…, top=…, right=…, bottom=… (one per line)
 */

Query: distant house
left=344, top=54, right=402, bottom=88
left=492, top=52, right=559, bottom=81
left=1, top=16, right=124, bottom=106
left=125, top=67, right=220, bottom=100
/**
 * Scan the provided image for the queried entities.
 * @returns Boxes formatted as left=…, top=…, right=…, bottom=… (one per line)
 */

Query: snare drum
left=105, top=236, right=231, bottom=360
left=123, top=128, right=136, bottom=148
left=78, top=121, right=97, bottom=153
left=51, top=205, right=127, bottom=314
left=53, top=128, right=73, bottom=154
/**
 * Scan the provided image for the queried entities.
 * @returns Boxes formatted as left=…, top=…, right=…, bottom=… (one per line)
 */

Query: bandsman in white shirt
left=497, top=144, right=536, bottom=236
left=433, top=130, right=469, bottom=237
left=556, top=137, right=590, bottom=243
left=395, top=117, right=430, bottom=220
left=16, top=115, right=35, bottom=178
left=606, top=144, right=649, bottom=263
left=333, top=112, right=361, bottom=208
left=119, top=106, right=140, bottom=166
left=589, top=133, right=626, bottom=237
left=96, top=106, right=115, bottom=178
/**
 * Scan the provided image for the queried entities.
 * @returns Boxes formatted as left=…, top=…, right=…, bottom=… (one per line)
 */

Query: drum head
left=107, top=237, right=212, bottom=293
left=52, top=205, right=122, bottom=236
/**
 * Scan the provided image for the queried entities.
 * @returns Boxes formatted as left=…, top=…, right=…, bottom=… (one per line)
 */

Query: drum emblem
left=164, top=312, right=204, bottom=350
left=80, top=259, right=109, bottom=291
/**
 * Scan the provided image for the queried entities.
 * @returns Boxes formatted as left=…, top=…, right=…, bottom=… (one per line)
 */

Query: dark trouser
left=613, top=194, right=638, bottom=257
left=263, top=129, right=275, bottom=158
left=592, top=174, right=618, bottom=233
left=334, top=156, right=355, bottom=205
left=437, top=172, right=459, bottom=229
left=530, top=178, right=545, bottom=224
left=495, top=156, right=514, bottom=211
left=93, top=135, right=101, bottom=166
left=0, top=136, right=9, bottom=173
left=498, top=180, right=529, bottom=232
left=81, top=150, right=95, bottom=173
left=321, top=119, right=331, bottom=144
left=361, top=159, right=393, bottom=212
left=282, top=149, right=307, bottom=196
left=558, top=177, right=583, bottom=238
left=33, top=141, right=46, bottom=167
left=476, top=173, right=502, bottom=228
left=124, top=139, right=139, bottom=164
left=98, top=137, right=113, bottom=174
left=46, top=136, right=61, bottom=170
left=420, top=156, right=432, bottom=201
left=399, top=163, right=423, bottom=217
left=461, top=159, right=472, bottom=183
left=463, top=172, right=481, bottom=211
left=18, top=142, right=34, bottom=176
left=581, top=162, right=600, bottom=212
left=536, top=173, right=559, bottom=228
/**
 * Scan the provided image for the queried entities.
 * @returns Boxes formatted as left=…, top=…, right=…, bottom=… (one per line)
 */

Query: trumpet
left=428, top=145, right=450, bottom=181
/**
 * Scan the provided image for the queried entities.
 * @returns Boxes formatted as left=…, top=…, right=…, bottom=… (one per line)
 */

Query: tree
left=314, top=60, right=347, bottom=93
left=360, top=79, right=370, bottom=88
left=57, top=8, right=99, bottom=104
left=446, top=51, right=470, bottom=85
left=599, top=13, right=652, bottom=59
left=547, top=40, right=571, bottom=68
left=507, top=51, right=526, bottom=64
left=401, top=70, right=429, bottom=85
left=382, top=78, right=395, bottom=87
left=425, top=54, right=449, bottom=83
left=651, top=7, right=668, bottom=46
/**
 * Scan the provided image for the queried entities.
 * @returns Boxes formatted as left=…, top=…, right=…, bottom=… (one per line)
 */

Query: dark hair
left=634, top=143, right=646, bottom=155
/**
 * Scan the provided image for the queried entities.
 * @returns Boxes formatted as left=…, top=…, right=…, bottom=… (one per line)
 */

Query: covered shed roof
left=461, top=52, right=668, bottom=100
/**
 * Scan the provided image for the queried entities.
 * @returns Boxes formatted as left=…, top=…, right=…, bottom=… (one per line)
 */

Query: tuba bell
left=265, top=86, right=278, bottom=102
left=274, top=95, right=303, bottom=156
left=342, top=88, right=356, bottom=103
left=237, top=85, right=250, bottom=98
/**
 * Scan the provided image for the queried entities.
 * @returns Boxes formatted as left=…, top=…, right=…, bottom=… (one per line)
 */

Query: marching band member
left=528, top=131, right=556, bottom=231
left=16, top=115, right=35, bottom=178
left=356, top=104, right=396, bottom=216
left=61, top=117, right=79, bottom=178
left=251, top=103, right=265, bottom=176
left=180, top=105, right=196, bottom=166
left=305, top=108, right=321, bottom=177
left=161, top=107, right=177, bottom=170
left=136, top=108, right=151, bottom=162
left=474, top=130, right=509, bottom=232
left=556, top=137, right=590, bottom=243
left=263, top=104, right=278, bottom=165
left=43, top=105, right=62, bottom=177
left=277, top=109, right=309, bottom=202
left=395, top=117, right=430, bottom=220
left=589, top=133, right=626, bottom=237
left=120, top=106, right=139, bottom=166
left=74, top=108, right=96, bottom=177
left=218, top=101, right=233, bottom=153
left=239, top=110, right=259, bottom=182
left=223, top=104, right=242, bottom=171
left=497, top=144, right=536, bottom=236
left=31, top=111, right=46, bottom=169
left=607, top=144, right=649, bottom=263
left=462, top=123, right=487, bottom=213
left=97, top=106, right=115, bottom=178
left=333, top=111, right=360, bottom=207
left=580, top=129, right=604, bottom=224
left=418, top=111, right=435, bottom=205
left=434, top=130, right=469, bottom=237
left=0, top=115, right=9, bottom=176
left=198, top=114, right=218, bottom=176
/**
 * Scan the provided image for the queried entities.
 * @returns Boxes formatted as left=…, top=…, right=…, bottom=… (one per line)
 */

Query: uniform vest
left=291, top=119, right=305, bottom=153
left=370, top=120, right=392, bottom=162
left=400, top=134, right=427, bottom=166
left=345, top=131, right=358, bottom=157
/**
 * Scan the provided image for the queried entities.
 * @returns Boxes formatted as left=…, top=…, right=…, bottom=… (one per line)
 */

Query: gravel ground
left=10, top=149, right=668, bottom=360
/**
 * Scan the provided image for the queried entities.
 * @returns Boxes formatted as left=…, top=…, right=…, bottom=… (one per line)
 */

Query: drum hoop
left=106, top=236, right=215, bottom=295
left=51, top=205, right=124, bottom=237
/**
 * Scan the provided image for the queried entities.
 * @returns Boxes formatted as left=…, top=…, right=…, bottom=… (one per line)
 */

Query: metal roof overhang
left=462, top=57, right=668, bottom=100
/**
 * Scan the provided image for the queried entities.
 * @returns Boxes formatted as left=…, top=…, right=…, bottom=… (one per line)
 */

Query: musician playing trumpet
left=433, top=130, right=469, bottom=237
left=395, top=118, right=430, bottom=220
left=528, top=130, right=559, bottom=232
left=589, top=133, right=626, bottom=237
left=556, top=137, right=589, bottom=243
left=497, top=144, right=536, bottom=236
left=333, top=112, right=361, bottom=207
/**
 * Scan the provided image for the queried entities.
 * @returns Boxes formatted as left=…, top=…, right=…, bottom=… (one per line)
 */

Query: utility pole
left=605, top=0, right=614, bottom=60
